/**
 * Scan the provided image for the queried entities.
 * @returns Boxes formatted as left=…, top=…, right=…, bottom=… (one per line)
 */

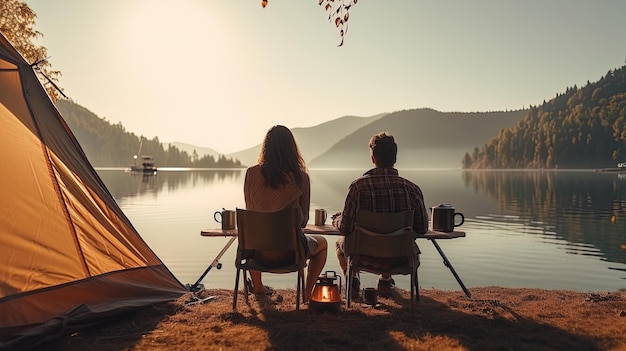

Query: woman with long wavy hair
left=243, top=125, right=328, bottom=301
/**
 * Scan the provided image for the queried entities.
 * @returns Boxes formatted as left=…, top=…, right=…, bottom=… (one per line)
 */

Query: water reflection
left=97, top=168, right=243, bottom=200
left=308, top=169, right=503, bottom=217
left=462, top=170, right=626, bottom=265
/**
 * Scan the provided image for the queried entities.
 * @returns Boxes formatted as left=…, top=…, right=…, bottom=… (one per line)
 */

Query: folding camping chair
left=232, top=208, right=307, bottom=310
left=344, top=209, right=419, bottom=308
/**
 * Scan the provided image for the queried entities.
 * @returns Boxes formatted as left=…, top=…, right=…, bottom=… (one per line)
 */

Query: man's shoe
left=377, top=278, right=395, bottom=297
left=350, top=277, right=361, bottom=301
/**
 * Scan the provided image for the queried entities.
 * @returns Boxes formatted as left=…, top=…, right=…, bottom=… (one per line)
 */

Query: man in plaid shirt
left=332, top=131, right=429, bottom=299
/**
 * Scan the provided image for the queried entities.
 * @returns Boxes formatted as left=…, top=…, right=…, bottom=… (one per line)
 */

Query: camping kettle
left=431, top=204, right=464, bottom=232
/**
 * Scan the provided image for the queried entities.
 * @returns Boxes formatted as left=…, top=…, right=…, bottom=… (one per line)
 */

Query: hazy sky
left=24, top=0, right=626, bottom=154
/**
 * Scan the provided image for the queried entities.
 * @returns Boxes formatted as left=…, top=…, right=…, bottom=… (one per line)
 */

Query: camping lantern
left=309, top=271, right=342, bottom=312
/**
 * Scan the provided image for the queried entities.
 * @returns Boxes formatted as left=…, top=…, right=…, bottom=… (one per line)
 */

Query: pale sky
left=24, top=0, right=626, bottom=154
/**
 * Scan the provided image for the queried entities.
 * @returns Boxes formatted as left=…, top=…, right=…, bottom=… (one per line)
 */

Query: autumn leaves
left=261, top=0, right=358, bottom=46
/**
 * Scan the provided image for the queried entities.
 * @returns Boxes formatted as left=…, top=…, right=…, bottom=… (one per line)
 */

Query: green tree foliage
left=0, top=0, right=63, bottom=101
left=57, top=100, right=242, bottom=168
left=465, top=64, right=626, bottom=169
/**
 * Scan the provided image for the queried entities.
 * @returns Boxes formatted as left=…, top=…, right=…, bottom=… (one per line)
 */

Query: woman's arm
left=243, top=167, right=252, bottom=207
left=299, top=172, right=311, bottom=227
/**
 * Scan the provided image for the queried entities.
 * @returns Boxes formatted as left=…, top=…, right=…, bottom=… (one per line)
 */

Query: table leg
left=188, top=236, right=237, bottom=292
left=429, top=238, right=472, bottom=299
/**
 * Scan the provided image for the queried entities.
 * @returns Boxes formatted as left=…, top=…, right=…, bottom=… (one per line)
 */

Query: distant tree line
left=464, top=62, right=626, bottom=169
left=57, top=100, right=242, bottom=168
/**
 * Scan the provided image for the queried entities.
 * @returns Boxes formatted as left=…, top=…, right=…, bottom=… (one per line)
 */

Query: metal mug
left=363, top=287, right=378, bottom=306
left=214, top=209, right=236, bottom=230
left=315, top=209, right=327, bottom=226
left=431, top=204, right=464, bottom=232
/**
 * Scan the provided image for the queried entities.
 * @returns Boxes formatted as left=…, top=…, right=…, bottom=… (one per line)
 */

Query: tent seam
left=18, top=62, right=92, bottom=277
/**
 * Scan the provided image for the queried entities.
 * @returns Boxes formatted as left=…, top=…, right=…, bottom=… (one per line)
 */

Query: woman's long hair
left=258, top=125, right=306, bottom=188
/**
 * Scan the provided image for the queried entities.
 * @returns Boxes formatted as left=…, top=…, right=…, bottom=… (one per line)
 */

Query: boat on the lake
left=130, top=139, right=157, bottom=174
left=130, top=155, right=157, bottom=174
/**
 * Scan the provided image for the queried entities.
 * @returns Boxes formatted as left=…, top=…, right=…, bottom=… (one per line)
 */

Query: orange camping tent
left=0, top=33, right=187, bottom=349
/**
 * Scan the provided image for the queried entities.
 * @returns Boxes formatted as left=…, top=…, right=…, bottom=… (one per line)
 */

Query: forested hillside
left=465, top=64, right=626, bottom=169
left=56, top=100, right=242, bottom=168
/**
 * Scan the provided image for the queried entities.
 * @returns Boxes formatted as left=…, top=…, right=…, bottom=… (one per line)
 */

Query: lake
left=96, top=168, right=626, bottom=293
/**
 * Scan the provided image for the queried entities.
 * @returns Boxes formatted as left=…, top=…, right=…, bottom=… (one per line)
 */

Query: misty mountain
left=166, top=142, right=221, bottom=160
left=169, top=109, right=525, bottom=169
left=225, top=114, right=388, bottom=166
left=59, top=99, right=524, bottom=169
left=309, top=109, right=527, bottom=169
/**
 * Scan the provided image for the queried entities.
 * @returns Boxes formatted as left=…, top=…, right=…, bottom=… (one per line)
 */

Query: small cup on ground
left=363, top=287, right=378, bottom=306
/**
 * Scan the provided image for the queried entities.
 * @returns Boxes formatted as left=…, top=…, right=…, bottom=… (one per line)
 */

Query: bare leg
left=304, top=235, right=328, bottom=301
left=335, top=237, right=348, bottom=277
left=249, top=270, right=265, bottom=294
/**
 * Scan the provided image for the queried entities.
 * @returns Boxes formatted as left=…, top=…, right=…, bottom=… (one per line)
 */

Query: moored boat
left=130, top=155, right=157, bottom=174
left=130, top=139, right=157, bottom=174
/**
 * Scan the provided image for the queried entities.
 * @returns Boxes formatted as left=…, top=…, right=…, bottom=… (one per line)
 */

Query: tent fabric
left=0, top=33, right=187, bottom=348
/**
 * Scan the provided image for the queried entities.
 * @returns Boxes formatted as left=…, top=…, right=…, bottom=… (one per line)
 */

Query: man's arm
left=413, top=186, right=429, bottom=234
left=338, top=186, right=357, bottom=235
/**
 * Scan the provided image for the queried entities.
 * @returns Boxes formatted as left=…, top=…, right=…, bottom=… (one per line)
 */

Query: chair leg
left=416, top=268, right=420, bottom=302
left=296, top=270, right=301, bottom=310
left=233, top=268, right=240, bottom=310
left=410, top=271, right=415, bottom=309
left=346, top=266, right=352, bottom=308
left=300, top=269, right=305, bottom=306
left=243, top=270, right=249, bottom=304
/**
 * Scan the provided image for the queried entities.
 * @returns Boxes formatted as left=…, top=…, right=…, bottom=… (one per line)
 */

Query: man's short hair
left=369, top=132, right=397, bottom=167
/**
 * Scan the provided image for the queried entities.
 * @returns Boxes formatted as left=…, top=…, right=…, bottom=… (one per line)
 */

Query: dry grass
left=50, top=287, right=626, bottom=351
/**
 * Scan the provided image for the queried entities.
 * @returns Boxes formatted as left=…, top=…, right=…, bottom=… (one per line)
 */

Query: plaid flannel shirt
left=338, top=168, right=429, bottom=236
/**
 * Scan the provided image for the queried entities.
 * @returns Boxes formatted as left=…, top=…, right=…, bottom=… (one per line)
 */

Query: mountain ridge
left=309, top=108, right=526, bottom=169
left=223, top=113, right=388, bottom=166
left=163, top=109, right=525, bottom=169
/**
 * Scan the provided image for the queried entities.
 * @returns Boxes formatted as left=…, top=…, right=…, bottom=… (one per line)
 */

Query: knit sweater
left=243, top=164, right=310, bottom=227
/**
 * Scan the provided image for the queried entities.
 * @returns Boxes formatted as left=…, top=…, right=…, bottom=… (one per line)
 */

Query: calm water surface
left=96, top=168, right=626, bottom=293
